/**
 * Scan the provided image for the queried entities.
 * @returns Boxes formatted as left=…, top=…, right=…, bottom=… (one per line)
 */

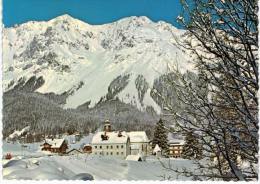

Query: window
left=121, top=145, right=124, bottom=148
left=111, top=145, right=113, bottom=149
left=100, top=146, right=102, bottom=149
left=121, top=152, right=124, bottom=155
left=110, top=152, right=113, bottom=155
left=106, top=152, right=109, bottom=155
left=100, top=152, right=102, bottom=155
left=95, top=146, right=97, bottom=149
left=116, top=145, right=119, bottom=149
left=117, top=152, right=119, bottom=155
left=107, top=146, right=109, bottom=149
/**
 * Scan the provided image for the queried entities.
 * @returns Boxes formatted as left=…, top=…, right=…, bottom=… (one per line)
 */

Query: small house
left=168, top=132, right=185, bottom=158
left=41, top=138, right=68, bottom=154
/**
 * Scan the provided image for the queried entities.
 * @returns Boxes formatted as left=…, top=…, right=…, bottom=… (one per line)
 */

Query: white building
left=127, top=131, right=149, bottom=156
left=91, top=121, right=149, bottom=158
left=91, top=131, right=130, bottom=158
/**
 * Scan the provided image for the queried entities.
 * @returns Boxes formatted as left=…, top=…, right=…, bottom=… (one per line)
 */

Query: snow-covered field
left=2, top=141, right=196, bottom=180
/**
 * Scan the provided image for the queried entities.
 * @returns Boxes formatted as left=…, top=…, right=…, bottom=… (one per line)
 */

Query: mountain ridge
left=3, top=14, right=192, bottom=114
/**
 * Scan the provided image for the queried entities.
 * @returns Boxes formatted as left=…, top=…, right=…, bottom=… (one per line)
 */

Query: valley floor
left=2, top=141, right=196, bottom=180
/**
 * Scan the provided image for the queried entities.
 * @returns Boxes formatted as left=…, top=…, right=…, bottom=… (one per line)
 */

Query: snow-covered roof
left=167, top=132, right=185, bottom=145
left=126, top=154, right=143, bottom=161
left=153, top=144, right=161, bottom=153
left=45, top=138, right=65, bottom=148
left=169, top=139, right=185, bottom=145
left=127, top=131, right=149, bottom=143
left=91, top=131, right=129, bottom=144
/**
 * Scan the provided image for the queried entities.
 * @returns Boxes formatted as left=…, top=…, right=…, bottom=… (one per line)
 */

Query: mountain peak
left=55, top=14, right=75, bottom=21
left=50, top=14, right=89, bottom=26
left=117, top=16, right=152, bottom=25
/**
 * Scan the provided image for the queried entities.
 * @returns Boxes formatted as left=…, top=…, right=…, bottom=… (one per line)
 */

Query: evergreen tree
left=152, top=119, right=169, bottom=155
left=182, top=131, right=202, bottom=160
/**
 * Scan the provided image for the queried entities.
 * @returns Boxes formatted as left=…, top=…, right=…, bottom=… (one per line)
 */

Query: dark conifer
left=152, top=119, right=169, bottom=155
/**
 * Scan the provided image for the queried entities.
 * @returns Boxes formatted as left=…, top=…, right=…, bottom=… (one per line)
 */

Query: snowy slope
left=3, top=14, right=193, bottom=113
left=3, top=154, right=196, bottom=180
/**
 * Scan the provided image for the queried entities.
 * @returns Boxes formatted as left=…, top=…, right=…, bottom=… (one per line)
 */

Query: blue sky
left=3, top=0, right=184, bottom=28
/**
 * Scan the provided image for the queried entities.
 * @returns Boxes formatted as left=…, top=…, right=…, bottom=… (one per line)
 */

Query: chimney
left=101, top=131, right=108, bottom=140
left=118, top=131, right=122, bottom=137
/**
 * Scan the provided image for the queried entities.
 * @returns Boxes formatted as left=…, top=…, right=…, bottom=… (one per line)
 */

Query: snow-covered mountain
left=3, top=14, right=192, bottom=114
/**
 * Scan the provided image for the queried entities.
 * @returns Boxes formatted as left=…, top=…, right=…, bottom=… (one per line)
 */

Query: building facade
left=168, top=141, right=184, bottom=157
left=91, top=121, right=149, bottom=158
left=127, top=131, right=149, bottom=156
left=168, top=132, right=185, bottom=158
left=91, top=131, right=130, bottom=158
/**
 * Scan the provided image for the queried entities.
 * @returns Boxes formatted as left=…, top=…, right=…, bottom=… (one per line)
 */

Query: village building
left=167, top=132, right=185, bottom=158
left=127, top=131, right=149, bottom=156
left=91, top=120, right=149, bottom=158
left=91, top=130, right=131, bottom=158
left=41, top=138, right=68, bottom=154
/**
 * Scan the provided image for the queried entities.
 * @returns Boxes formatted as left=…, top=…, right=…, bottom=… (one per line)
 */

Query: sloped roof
left=127, top=131, right=149, bottom=143
left=67, top=148, right=83, bottom=154
left=153, top=144, right=161, bottom=153
left=167, top=132, right=185, bottom=145
left=91, top=131, right=129, bottom=144
left=126, top=154, right=143, bottom=161
left=45, top=138, right=65, bottom=148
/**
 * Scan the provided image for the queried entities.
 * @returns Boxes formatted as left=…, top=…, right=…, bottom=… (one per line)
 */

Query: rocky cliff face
left=3, top=14, right=193, bottom=114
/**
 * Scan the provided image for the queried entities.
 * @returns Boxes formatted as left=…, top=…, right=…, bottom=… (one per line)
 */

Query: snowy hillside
left=3, top=14, right=192, bottom=113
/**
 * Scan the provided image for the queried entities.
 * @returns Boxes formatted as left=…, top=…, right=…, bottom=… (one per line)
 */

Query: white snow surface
left=153, top=144, right=161, bottom=153
left=3, top=155, right=196, bottom=180
left=44, top=138, right=65, bottom=148
left=127, top=131, right=149, bottom=142
left=91, top=131, right=129, bottom=144
left=8, top=126, right=30, bottom=139
left=168, top=132, right=185, bottom=145
left=3, top=14, right=193, bottom=113
left=125, top=154, right=143, bottom=161
left=2, top=139, right=197, bottom=180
